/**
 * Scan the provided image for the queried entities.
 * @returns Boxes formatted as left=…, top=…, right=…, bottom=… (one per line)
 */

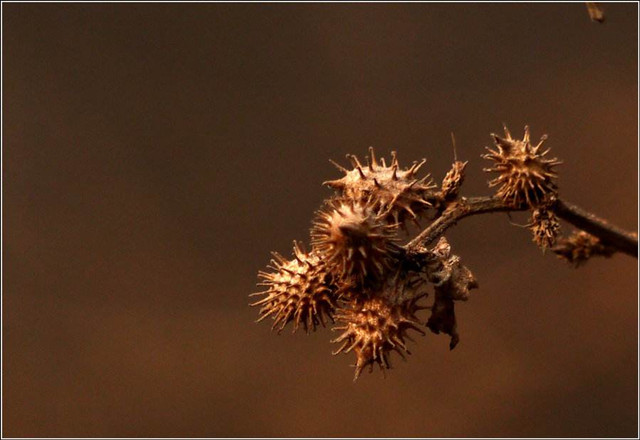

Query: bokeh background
left=4, top=3, right=638, bottom=438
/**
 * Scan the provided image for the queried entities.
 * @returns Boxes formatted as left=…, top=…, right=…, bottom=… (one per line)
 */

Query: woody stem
left=552, top=199, right=637, bottom=257
left=405, top=196, right=637, bottom=258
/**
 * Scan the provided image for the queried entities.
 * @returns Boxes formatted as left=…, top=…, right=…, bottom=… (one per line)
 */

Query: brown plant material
left=553, top=199, right=637, bottom=257
left=311, top=200, right=399, bottom=283
left=252, top=124, right=637, bottom=380
left=251, top=243, right=336, bottom=333
left=530, top=207, right=560, bottom=251
left=552, top=230, right=616, bottom=266
left=441, top=160, right=467, bottom=201
left=331, top=294, right=426, bottom=380
left=426, top=237, right=479, bottom=302
left=426, top=289, right=459, bottom=350
left=424, top=237, right=478, bottom=349
left=483, top=125, right=561, bottom=208
left=586, top=2, right=605, bottom=23
left=324, top=147, right=437, bottom=226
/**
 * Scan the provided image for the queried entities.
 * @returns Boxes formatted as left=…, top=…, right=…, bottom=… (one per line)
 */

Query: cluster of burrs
left=483, top=125, right=564, bottom=251
left=252, top=125, right=610, bottom=380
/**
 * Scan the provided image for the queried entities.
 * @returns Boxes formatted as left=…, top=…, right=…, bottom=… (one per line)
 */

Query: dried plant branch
left=553, top=199, right=637, bottom=257
left=251, top=124, right=637, bottom=380
left=405, top=196, right=637, bottom=257
left=405, top=196, right=522, bottom=252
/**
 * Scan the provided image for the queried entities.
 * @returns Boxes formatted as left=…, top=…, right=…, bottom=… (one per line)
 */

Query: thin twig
left=405, top=197, right=523, bottom=252
left=405, top=196, right=637, bottom=258
left=553, top=199, right=637, bottom=257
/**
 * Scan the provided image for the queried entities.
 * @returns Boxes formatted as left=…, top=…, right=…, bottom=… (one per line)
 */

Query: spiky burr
left=324, top=147, right=437, bottom=226
left=483, top=125, right=561, bottom=208
left=310, top=200, right=399, bottom=284
left=251, top=242, right=336, bottom=333
left=331, top=293, right=426, bottom=381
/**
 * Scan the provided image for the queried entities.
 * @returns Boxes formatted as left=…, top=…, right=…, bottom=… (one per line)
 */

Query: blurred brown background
left=4, top=3, right=638, bottom=438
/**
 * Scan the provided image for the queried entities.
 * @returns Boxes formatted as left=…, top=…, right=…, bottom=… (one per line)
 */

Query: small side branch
left=405, top=196, right=638, bottom=258
left=405, top=197, right=523, bottom=252
left=553, top=199, right=637, bottom=257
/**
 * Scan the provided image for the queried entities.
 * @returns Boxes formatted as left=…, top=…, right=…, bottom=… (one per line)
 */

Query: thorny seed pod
left=483, top=125, right=562, bottom=208
left=324, top=147, right=437, bottom=226
left=552, top=230, right=616, bottom=266
left=251, top=242, right=336, bottom=333
left=311, top=200, right=399, bottom=284
left=331, top=293, right=427, bottom=381
left=530, top=207, right=560, bottom=251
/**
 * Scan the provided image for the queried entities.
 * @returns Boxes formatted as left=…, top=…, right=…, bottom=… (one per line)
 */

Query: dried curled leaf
left=425, top=237, right=479, bottom=301
left=426, top=289, right=459, bottom=350
left=423, top=237, right=478, bottom=349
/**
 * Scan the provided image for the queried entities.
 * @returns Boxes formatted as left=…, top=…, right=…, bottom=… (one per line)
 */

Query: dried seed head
left=324, top=147, right=437, bottom=226
left=311, top=200, right=399, bottom=284
left=530, top=207, right=560, bottom=251
left=422, top=237, right=478, bottom=349
left=331, top=294, right=426, bottom=381
left=483, top=125, right=561, bottom=207
left=424, top=237, right=479, bottom=301
left=552, top=230, right=616, bottom=266
left=441, top=160, right=467, bottom=201
left=427, top=260, right=477, bottom=350
left=251, top=242, right=335, bottom=333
